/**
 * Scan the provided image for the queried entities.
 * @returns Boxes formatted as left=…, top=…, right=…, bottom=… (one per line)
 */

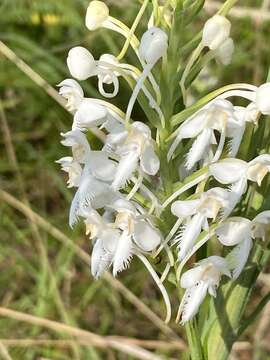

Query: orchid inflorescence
left=56, top=0, right=270, bottom=327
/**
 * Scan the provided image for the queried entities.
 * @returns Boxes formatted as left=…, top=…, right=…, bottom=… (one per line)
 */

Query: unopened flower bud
left=256, top=83, right=270, bottom=115
left=139, top=27, right=168, bottom=64
left=67, top=47, right=97, bottom=81
left=85, top=1, right=109, bottom=31
left=215, top=38, right=234, bottom=65
left=202, top=15, right=231, bottom=50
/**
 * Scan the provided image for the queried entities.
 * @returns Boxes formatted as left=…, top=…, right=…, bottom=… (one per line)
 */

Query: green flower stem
left=205, top=244, right=270, bottom=360
left=117, top=0, right=149, bottom=60
left=218, top=0, right=240, bottom=16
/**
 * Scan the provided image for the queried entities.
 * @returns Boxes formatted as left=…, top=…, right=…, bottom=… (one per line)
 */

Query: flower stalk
left=54, top=1, right=270, bottom=359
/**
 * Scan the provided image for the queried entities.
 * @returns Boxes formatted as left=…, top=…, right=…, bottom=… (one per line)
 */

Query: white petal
left=209, top=158, right=247, bottom=184
left=199, top=256, right=231, bottom=278
left=67, top=47, right=97, bottom=81
left=171, top=199, right=200, bottom=218
left=177, top=214, right=205, bottom=260
left=202, top=15, right=231, bottom=50
left=216, top=217, right=251, bottom=246
left=133, top=220, right=161, bottom=251
left=185, top=128, right=212, bottom=169
left=252, top=210, right=270, bottom=240
left=87, top=151, right=116, bottom=182
left=101, top=229, right=120, bottom=254
left=85, top=0, right=109, bottom=31
left=227, top=237, right=252, bottom=279
left=215, top=37, right=234, bottom=65
left=140, top=144, right=160, bottom=175
left=111, top=199, right=136, bottom=214
left=112, top=232, right=133, bottom=276
left=180, top=266, right=204, bottom=288
left=139, top=27, right=168, bottom=65
left=249, top=154, right=270, bottom=167
left=179, top=282, right=208, bottom=324
left=253, top=210, right=270, bottom=225
left=131, top=121, right=152, bottom=138
left=256, top=82, right=270, bottom=115
left=181, top=110, right=209, bottom=138
left=227, top=124, right=245, bottom=157
left=73, top=99, right=107, bottom=130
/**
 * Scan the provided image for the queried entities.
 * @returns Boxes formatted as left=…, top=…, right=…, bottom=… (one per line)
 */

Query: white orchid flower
left=85, top=209, right=121, bottom=279
left=168, top=99, right=238, bottom=167
left=202, top=15, right=231, bottom=51
left=69, top=151, right=118, bottom=228
left=60, top=129, right=91, bottom=164
left=58, top=79, right=123, bottom=131
left=171, top=187, right=229, bottom=260
left=178, top=256, right=230, bottom=324
left=216, top=211, right=270, bottom=279
left=85, top=200, right=170, bottom=321
left=210, top=155, right=270, bottom=217
left=110, top=199, right=162, bottom=275
left=125, top=27, right=168, bottom=123
left=85, top=199, right=161, bottom=277
left=55, top=156, right=82, bottom=188
left=57, top=79, right=84, bottom=112
left=66, top=46, right=121, bottom=98
left=111, top=121, right=160, bottom=191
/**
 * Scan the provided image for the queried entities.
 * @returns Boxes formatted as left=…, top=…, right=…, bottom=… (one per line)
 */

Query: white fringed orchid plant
left=55, top=1, right=270, bottom=359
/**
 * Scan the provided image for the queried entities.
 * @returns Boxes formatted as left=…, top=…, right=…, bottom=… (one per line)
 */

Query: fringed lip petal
left=112, top=232, right=133, bottom=276
left=226, top=237, right=252, bottom=279
left=177, top=213, right=205, bottom=260
left=216, top=217, right=251, bottom=246
left=185, top=128, right=212, bottom=170
left=111, top=151, right=139, bottom=190
left=179, top=281, right=208, bottom=324
left=210, top=158, right=247, bottom=184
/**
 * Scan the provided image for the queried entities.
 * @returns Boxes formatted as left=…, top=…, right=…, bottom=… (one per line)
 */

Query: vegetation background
left=0, top=0, right=269, bottom=359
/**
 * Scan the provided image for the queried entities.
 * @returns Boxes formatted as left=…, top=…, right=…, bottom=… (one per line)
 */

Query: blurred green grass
left=0, top=1, right=270, bottom=359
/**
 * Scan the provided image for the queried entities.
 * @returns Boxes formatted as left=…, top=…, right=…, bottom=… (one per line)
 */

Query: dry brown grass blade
left=204, top=1, right=270, bottom=21
left=0, top=40, right=105, bottom=142
left=0, top=338, right=186, bottom=351
left=0, top=307, right=163, bottom=360
left=0, top=342, right=13, bottom=360
left=0, top=189, right=179, bottom=340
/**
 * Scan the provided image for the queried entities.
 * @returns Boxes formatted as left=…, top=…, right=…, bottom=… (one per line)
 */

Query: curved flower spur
left=55, top=0, right=270, bottom=346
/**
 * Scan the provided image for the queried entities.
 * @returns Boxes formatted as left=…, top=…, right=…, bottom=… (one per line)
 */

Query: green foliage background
left=0, top=0, right=269, bottom=359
